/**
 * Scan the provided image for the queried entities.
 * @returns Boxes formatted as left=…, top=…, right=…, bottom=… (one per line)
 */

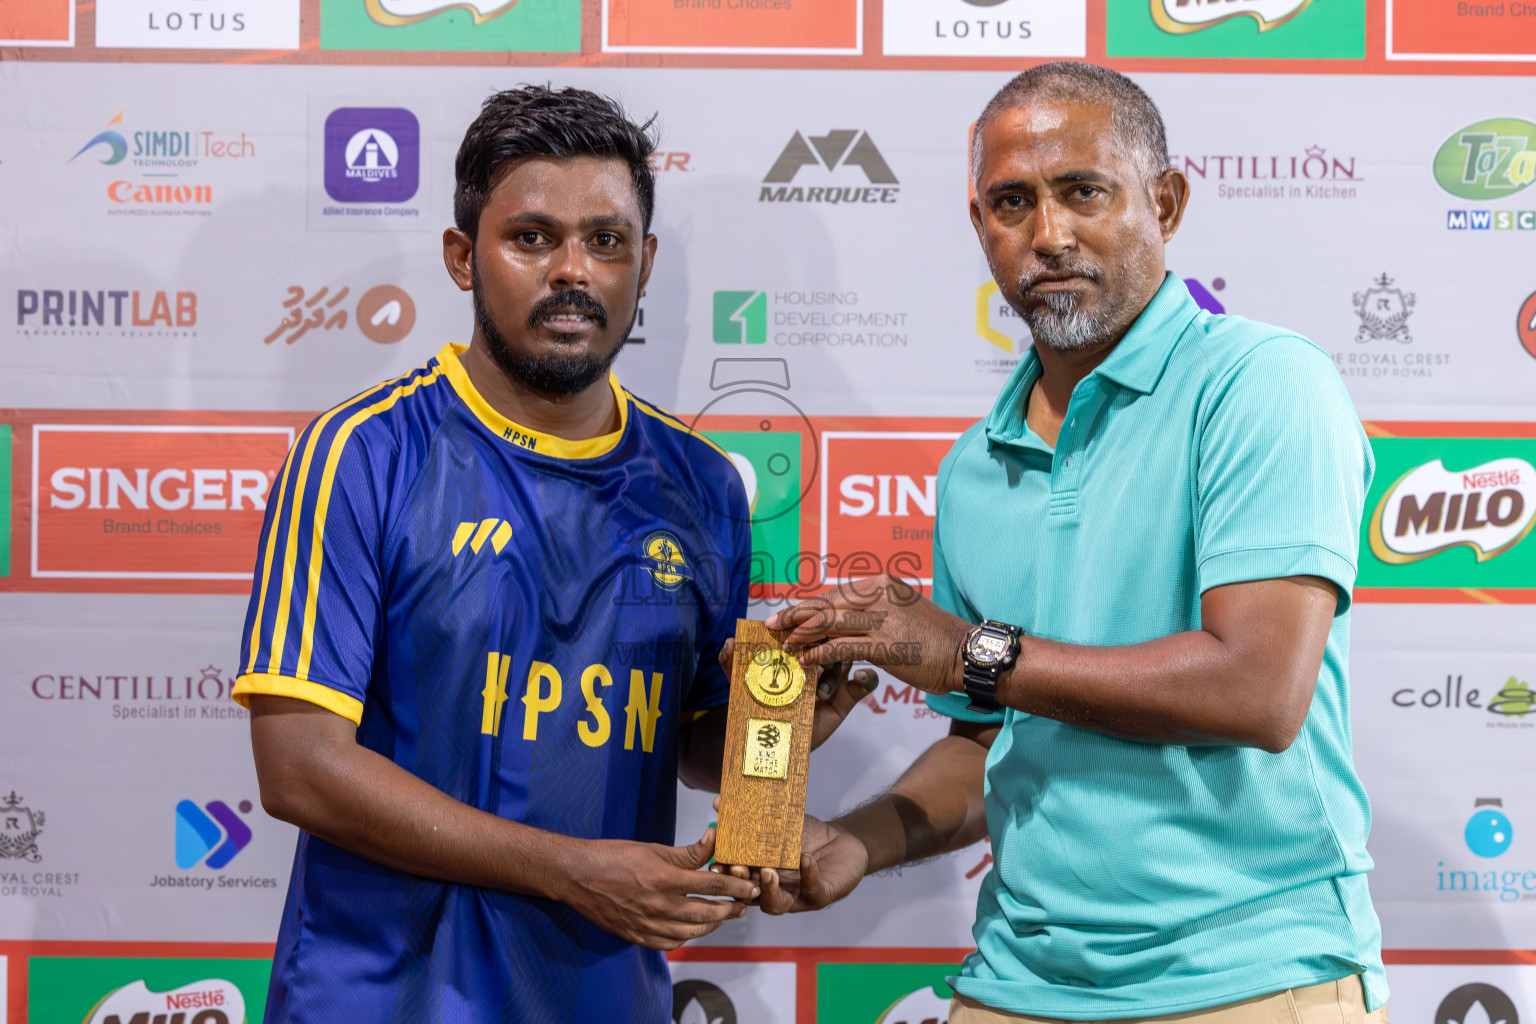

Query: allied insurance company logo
left=175, top=799, right=252, bottom=869
left=1368, top=457, right=1536, bottom=565
left=32, top=423, right=293, bottom=581
left=1151, top=0, right=1312, bottom=34
left=68, top=108, right=254, bottom=212
left=323, top=106, right=420, bottom=204
left=84, top=978, right=246, bottom=1024
left=1436, top=797, right=1536, bottom=903
left=760, top=130, right=900, bottom=205
left=1437, top=118, right=1536, bottom=232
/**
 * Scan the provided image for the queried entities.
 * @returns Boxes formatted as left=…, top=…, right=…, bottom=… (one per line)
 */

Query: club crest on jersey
left=641, top=531, right=691, bottom=590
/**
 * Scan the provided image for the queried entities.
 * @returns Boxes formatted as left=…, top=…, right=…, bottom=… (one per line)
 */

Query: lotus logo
left=1151, top=0, right=1312, bottom=33
left=1369, top=458, right=1536, bottom=565
left=1434, top=119, right=1536, bottom=201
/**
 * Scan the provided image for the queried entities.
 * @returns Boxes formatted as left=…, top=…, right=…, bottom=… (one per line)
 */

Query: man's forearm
left=834, top=730, right=991, bottom=873
left=677, top=709, right=727, bottom=792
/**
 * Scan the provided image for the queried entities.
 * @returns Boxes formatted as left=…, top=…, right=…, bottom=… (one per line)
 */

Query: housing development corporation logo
left=324, top=107, right=420, bottom=204
left=713, top=291, right=768, bottom=345
left=1151, top=0, right=1312, bottom=33
left=760, top=130, right=900, bottom=204
left=174, top=799, right=252, bottom=870
left=1368, top=458, right=1536, bottom=564
left=710, top=289, right=909, bottom=348
left=1435, top=984, right=1521, bottom=1024
left=84, top=978, right=246, bottom=1024
left=0, top=790, right=44, bottom=863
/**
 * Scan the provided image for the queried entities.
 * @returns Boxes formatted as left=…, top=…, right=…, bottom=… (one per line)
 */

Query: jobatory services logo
left=673, top=979, right=738, bottom=1024
left=1166, top=144, right=1362, bottom=202
left=175, top=799, right=253, bottom=870
left=67, top=109, right=255, bottom=216
left=264, top=284, right=416, bottom=345
left=760, top=130, right=900, bottom=204
left=324, top=107, right=419, bottom=204
left=881, top=0, right=1086, bottom=58
left=15, top=286, right=197, bottom=338
left=711, top=289, right=909, bottom=348
left=31, top=423, right=294, bottom=583
left=1358, top=436, right=1536, bottom=593
left=0, top=791, right=44, bottom=863
left=1520, top=290, right=1536, bottom=361
left=92, top=0, right=300, bottom=49
left=1107, top=0, right=1362, bottom=57
left=321, top=0, right=580, bottom=51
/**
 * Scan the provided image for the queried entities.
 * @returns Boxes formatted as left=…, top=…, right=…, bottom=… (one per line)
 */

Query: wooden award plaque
left=714, top=619, right=820, bottom=870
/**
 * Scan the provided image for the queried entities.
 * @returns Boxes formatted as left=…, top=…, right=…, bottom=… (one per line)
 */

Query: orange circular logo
left=356, top=285, right=416, bottom=345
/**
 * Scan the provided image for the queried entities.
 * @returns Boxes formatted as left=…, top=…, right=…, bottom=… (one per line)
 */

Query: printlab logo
left=713, top=291, right=768, bottom=345
left=1368, top=457, right=1536, bottom=565
left=1151, top=0, right=1312, bottom=33
left=1353, top=274, right=1416, bottom=344
left=86, top=979, right=246, bottom=1024
left=323, top=107, right=420, bottom=204
left=672, top=979, right=738, bottom=1024
left=0, top=790, right=45, bottom=863
left=175, top=799, right=253, bottom=869
left=264, top=284, right=416, bottom=345
left=760, top=130, right=900, bottom=204
left=1519, top=291, right=1536, bottom=362
left=15, top=287, right=198, bottom=336
left=1435, top=983, right=1520, bottom=1024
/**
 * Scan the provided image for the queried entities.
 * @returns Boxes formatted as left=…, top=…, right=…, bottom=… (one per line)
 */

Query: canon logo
left=838, top=474, right=937, bottom=517
left=49, top=467, right=272, bottom=512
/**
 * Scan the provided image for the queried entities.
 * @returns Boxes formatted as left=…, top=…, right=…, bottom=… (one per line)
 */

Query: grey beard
left=1020, top=290, right=1115, bottom=352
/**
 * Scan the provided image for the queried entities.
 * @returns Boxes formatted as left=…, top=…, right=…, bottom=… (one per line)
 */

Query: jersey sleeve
left=924, top=433, right=1006, bottom=724
left=685, top=465, right=753, bottom=713
left=233, top=414, right=391, bottom=725
left=1195, top=335, right=1374, bottom=612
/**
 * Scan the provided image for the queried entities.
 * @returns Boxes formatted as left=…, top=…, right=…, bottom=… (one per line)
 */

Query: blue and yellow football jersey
left=233, top=343, right=750, bottom=1024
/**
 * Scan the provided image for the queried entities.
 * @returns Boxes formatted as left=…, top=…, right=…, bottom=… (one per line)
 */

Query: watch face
left=970, top=632, right=1008, bottom=664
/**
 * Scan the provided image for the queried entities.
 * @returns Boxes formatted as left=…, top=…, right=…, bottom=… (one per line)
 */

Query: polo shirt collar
left=983, top=272, right=1198, bottom=451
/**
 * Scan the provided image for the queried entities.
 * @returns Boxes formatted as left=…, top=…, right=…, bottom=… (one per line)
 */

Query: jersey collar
left=437, top=342, right=630, bottom=460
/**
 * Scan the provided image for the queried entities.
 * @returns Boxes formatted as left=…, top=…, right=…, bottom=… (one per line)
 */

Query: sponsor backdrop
left=3, top=1, right=1535, bottom=1022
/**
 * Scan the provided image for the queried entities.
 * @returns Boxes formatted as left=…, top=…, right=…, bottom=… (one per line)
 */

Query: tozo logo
left=1435, top=120, right=1536, bottom=201
left=1436, top=983, right=1520, bottom=1024
left=175, top=799, right=252, bottom=869
left=323, top=107, right=420, bottom=204
left=713, top=291, right=767, bottom=345
left=672, top=979, right=737, bottom=1024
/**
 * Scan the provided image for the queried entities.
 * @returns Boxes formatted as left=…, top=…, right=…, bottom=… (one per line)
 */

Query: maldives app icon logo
left=324, top=107, right=420, bottom=204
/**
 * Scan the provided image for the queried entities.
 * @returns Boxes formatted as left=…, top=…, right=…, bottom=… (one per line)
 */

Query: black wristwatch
left=961, top=619, right=1022, bottom=714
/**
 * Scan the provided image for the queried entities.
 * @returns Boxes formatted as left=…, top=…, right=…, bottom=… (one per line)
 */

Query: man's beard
left=471, top=265, right=632, bottom=397
left=1014, top=255, right=1116, bottom=353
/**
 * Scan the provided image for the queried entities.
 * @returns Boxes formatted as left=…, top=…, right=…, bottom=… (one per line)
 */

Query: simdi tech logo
left=67, top=109, right=254, bottom=215
left=760, top=130, right=900, bottom=205
left=320, top=0, right=580, bottom=52
left=1358, top=434, right=1536, bottom=594
left=1106, top=0, right=1363, bottom=58
left=1438, top=119, right=1536, bottom=234
left=27, top=958, right=272, bottom=1024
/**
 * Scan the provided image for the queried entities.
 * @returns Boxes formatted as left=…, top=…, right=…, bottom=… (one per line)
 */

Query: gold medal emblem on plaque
left=742, top=718, right=792, bottom=779
left=744, top=648, right=806, bottom=707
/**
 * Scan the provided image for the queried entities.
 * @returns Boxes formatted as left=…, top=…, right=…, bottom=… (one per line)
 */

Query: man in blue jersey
left=234, top=86, right=869, bottom=1024
left=733, top=64, right=1389, bottom=1024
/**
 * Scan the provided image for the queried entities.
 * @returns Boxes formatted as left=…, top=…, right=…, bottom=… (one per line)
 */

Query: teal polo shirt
left=928, top=273, right=1386, bottom=1019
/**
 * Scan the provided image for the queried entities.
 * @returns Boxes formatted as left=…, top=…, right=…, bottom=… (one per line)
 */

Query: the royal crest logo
left=1434, top=118, right=1536, bottom=202
left=641, top=531, right=691, bottom=591
left=0, top=790, right=45, bottom=862
left=1151, top=0, right=1312, bottom=33
left=1353, top=273, right=1416, bottom=344
left=85, top=978, right=245, bottom=1024
left=1369, top=457, right=1536, bottom=565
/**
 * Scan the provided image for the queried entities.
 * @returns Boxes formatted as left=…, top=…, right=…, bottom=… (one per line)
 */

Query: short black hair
left=453, top=84, right=659, bottom=239
left=971, top=62, right=1168, bottom=186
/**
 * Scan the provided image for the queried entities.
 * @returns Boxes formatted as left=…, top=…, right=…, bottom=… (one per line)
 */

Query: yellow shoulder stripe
left=245, top=443, right=298, bottom=674
left=296, top=365, right=446, bottom=680
left=233, top=673, right=365, bottom=725
left=628, top=397, right=731, bottom=461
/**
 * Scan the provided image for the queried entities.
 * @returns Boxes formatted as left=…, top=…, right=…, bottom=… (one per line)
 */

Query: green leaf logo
left=1489, top=677, right=1534, bottom=718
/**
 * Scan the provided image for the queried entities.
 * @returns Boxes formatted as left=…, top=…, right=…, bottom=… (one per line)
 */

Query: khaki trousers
left=950, top=977, right=1389, bottom=1024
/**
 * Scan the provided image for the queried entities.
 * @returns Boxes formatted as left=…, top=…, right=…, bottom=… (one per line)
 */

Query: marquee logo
left=85, top=978, right=245, bottom=1024
left=175, top=799, right=253, bottom=869
left=1151, top=0, right=1312, bottom=33
left=1435, top=119, right=1536, bottom=202
left=32, top=424, right=293, bottom=581
left=366, top=0, right=519, bottom=23
left=323, top=107, right=420, bottom=204
left=1368, top=457, right=1536, bottom=565
left=760, top=130, right=899, bottom=204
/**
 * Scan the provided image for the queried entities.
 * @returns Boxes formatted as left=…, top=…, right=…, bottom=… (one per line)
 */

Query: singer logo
left=820, top=431, right=960, bottom=584
left=1369, top=457, right=1536, bottom=565
left=32, top=424, right=294, bottom=581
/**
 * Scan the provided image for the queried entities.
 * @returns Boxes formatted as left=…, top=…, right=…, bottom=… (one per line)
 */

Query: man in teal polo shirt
left=744, top=63, right=1387, bottom=1023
